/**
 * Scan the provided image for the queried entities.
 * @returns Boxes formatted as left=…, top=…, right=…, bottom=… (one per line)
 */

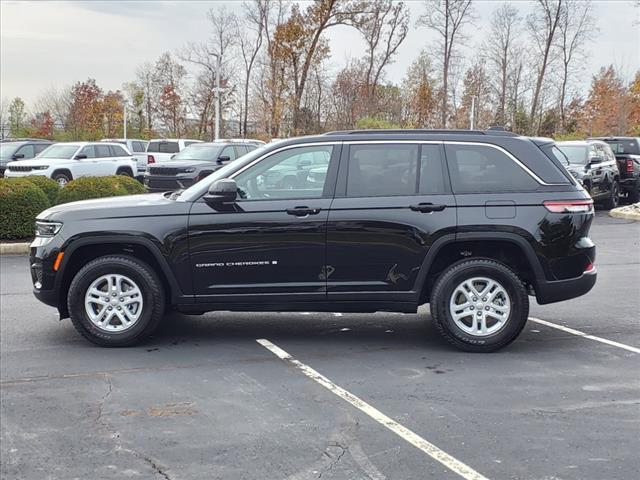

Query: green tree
left=8, top=97, right=28, bottom=137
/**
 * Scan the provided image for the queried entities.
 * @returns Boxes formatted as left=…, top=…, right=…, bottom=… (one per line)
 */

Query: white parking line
left=256, top=339, right=490, bottom=480
left=529, top=317, right=640, bottom=354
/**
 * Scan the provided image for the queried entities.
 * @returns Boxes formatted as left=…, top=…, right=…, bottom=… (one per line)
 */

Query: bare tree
left=527, top=0, right=564, bottom=133
left=486, top=3, right=521, bottom=126
left=236, top=2, right=265, bottom=136
left=557, top=0, right=595, bottom=132
left=417, top=0, right=475, bottom=128
left=353, top=0, right=409, bottom=114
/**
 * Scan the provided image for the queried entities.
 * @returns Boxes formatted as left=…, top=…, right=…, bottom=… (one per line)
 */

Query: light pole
left=123, top=100, right=128, bottom=139
left=470, top=96, right=476, bottom=130
left=210, top=52, right=221, bottom=141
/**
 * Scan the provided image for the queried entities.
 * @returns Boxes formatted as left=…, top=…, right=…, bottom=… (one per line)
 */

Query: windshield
left=172, top=144, right=222, bottom=161
left=603, top=139, right=640, bottom=155
left=0, top=144, right=19, bottom=159
left=178, top=144, right=270, bottom=201
left=38, top=144, right=79, bottom=159
left=557, top=145, right=587, bottom=165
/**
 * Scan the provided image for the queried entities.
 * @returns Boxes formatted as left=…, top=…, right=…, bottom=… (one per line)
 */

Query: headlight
left=35, top=221, right=62, bottom=237
left=32, top=165, right=49, bottom=170
left=183, top=168, right=196, bottom=173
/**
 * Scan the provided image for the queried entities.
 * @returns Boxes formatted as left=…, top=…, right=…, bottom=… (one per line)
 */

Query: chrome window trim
left=227, top=141, right=340, bottom=180
left=344, top=139, right=561, bottom=186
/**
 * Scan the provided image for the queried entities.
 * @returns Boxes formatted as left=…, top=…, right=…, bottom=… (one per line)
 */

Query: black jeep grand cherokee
left=30, top=129, right=596, bottom=352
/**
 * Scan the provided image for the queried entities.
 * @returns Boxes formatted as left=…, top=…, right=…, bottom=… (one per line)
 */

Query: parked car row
left=555, top=137, right=640, bottom=208
left=0, top=137, right=264, bottom=187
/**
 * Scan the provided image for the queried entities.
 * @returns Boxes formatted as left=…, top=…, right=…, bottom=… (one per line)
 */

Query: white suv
left=146, top=139, right=202, bottom=164
left=101, top=138, right=149, bottom=178
left=5, top=142, right=137, bottom=186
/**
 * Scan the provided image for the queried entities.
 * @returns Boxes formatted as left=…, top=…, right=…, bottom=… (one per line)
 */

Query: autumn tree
left=102, top=91, right=125, bottom=138
left=402, top=51, right=437, bottom=128
left=628, top=72, right=640, bottom=135
left=30, top=111, right=55, bottom=138
left=417, top=0, right=475, bottom=128
left=68, top=79, right=104, bottom=139
left=456, top=60, right=492, bottom=129
left=153, top=53, right=187, bottom=136
left=580, top=65, right=627, bottom=136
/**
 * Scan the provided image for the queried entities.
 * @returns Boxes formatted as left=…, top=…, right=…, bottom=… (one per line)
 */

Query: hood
left=4, top=158, right=61, bottom=167
left=37, top=192, right=190, bottom=222
left=149, top=160, right=220, bottom=170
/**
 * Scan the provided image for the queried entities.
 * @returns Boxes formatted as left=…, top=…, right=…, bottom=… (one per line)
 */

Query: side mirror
left=589, top=156, right=604, bottom=165
left=217, top=155, right=231, bottom=164
left=204, top=178, right=237, bottom=204
left=12, top=153, right=24, bottom=160
left=75, top=154, right=87, bottom=160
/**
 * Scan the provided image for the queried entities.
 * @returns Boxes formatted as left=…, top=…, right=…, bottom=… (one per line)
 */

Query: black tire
left=602, top=180, right=620, bottom=210
left=627, top=180, right=640, bottom=204
left=430, top=258, right=529, bottom=352
left=117, top=168, right=133, bottom=177
left=67, top=255, right=165, bottom=347
left=53, top=172, right=71, bottom=187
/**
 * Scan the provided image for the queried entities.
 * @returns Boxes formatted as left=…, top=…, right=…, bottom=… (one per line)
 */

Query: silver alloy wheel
left=449, top=276, right=511, bottom=337
left=84, top=274, right=144, bottom=333
left=56, top=177, right=68, bottom=187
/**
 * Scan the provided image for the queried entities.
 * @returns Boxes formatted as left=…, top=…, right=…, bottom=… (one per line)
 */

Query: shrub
left=0, top=178, right=50, bottom=240
left=14, top=176, right=60, bottom=205
left=57, top=176, right=126, bottom=204
left=107, top=175, right=147, bottom=195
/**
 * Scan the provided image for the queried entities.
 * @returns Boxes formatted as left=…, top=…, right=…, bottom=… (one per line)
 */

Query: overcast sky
left=1, top=0, right=639, bottom=107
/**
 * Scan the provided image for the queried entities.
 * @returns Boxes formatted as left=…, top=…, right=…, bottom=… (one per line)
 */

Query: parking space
left=1, top=211, right=639, bottom=479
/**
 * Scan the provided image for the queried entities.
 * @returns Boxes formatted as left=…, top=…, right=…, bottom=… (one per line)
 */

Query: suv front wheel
left=430, top=258, right=529, bottom=352
left=67, top=255, right=165, bottom=346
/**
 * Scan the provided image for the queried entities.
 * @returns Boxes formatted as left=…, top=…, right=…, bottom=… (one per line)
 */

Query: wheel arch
left=415, top=233, right=545, bottom=303
left=51, top=169, right=73, bottom=180
left=55, top=236, right=188, bottom=317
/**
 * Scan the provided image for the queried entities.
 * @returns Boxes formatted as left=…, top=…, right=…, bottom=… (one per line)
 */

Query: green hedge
left=56, top=175, right=146, bottom=205
left=13, top=176, right=60, bottom=205
left=0, top=179, right=50, bottom=240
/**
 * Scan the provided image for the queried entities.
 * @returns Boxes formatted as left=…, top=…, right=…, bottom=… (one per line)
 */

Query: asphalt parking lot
left=1, top=211, right=638, bottom=480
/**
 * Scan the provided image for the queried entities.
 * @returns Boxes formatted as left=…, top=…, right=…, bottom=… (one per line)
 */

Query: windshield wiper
left=168, top=189, right=184, bottom=200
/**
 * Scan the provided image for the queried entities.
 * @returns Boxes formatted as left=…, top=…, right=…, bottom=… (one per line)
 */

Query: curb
left=610, top=210, right=640, bottom=221
left=0, top=242, right=30, bottom=255
left=609, top=203, right=640, bottom=221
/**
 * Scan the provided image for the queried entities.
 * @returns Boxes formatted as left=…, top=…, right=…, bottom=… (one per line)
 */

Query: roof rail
left=324, top=128, right=518, bottom=137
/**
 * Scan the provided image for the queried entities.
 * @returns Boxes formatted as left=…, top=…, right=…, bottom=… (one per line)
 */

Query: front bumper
left=30, top=236, right=67, bottom=316
left=144, top=175, right=197, bottom=192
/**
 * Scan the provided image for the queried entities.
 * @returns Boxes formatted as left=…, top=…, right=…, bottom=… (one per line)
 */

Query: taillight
left=584, top=262, right=595, bottom=273
left=626, top=158, right=633, bottom=173
left=543, top=199, right=594, bottom=213
left=148, top=154, right=155, bottom=164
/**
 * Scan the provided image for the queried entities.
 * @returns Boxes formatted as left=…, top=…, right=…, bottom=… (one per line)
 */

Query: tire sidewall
left=68, top=258, right=160, bottom=345
left=434, top=263, right=528, bottom=348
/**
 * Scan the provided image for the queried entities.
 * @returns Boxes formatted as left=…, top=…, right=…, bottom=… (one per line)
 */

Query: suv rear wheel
left=67, top=255, right=165, bottom=347
left=430, top=258, right=529, bottom=352
left=602, top=180, right=619, bottom=210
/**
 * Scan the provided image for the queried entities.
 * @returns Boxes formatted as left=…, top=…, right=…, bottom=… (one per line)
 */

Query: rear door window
left=445, top=144, right=539, bottom=193
left=148, top=141, right=179, bottom=153
left=346, top=144, right=418, bottom=197
left=95, top=145, right=112, bottom=158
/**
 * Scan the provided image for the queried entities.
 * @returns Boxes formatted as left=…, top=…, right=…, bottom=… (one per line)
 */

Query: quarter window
left=132, top=141, right=145, bottom=153
left=234, top=145, right=333, bottom=200
left=109, top=145, right=128, bottom=156
left=446, top=144, right=538, bottom=193
left=346, top=144, right=418, bottom=197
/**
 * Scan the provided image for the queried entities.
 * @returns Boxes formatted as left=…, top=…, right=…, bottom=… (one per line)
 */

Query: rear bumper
left=619, top=176, right=639, bottom=191
left=535, top=268, right=597, bottom=304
